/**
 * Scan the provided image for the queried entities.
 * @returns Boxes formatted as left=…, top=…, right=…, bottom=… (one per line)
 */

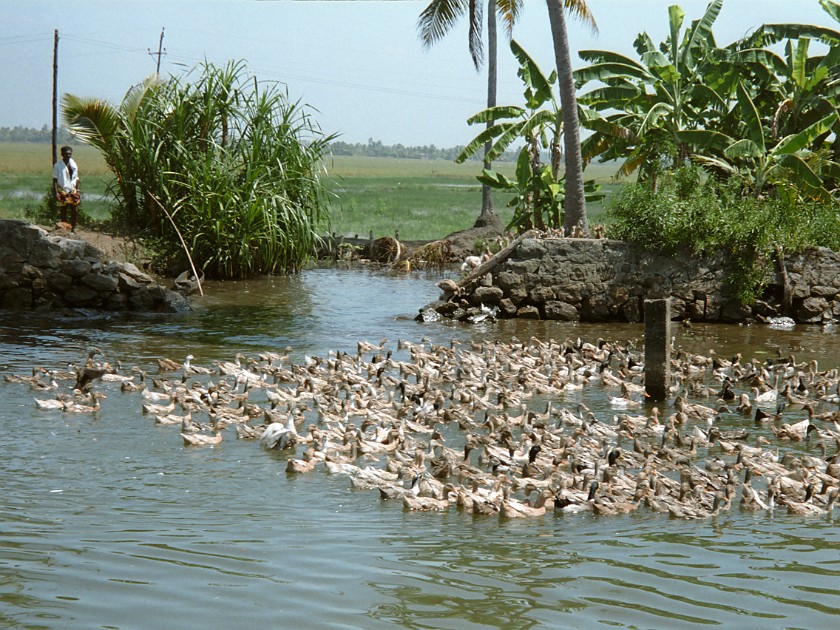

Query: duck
left=184, top=355, right=212, bottom=376
left=4, top=366, right=48, bottom=385
left=155, top=411, right=192, bottom=426
left=141, top=387, right=174, bottom=403
left=180, top=430, right=223, bottom=446
left=260, top=414, right=300, bottom=450
left=772, top=418, right=810, bottom=441
left=675, top=394, right=717, bottom=423
left=460, top=255, right=483, bottom=272
left=286, top=448, right=318, bottom=473
left=609, top=395, right=642, bottom=410
left=555, top=480, right=600, bottom=514
left=121, top=371, right=148, bottom=393
left=752, top=386, right=779, bottom=406
left=29, top=330, right=840, bottom=526
left=73, top=361, right=115, bottom=391
left=141, top=398, right=176, bottom=415
left=667, top=491, right=728, bottom=520
left=500, top=486, right=554, bottom=518
left=63, top=390, right=105, bottom=413
left=402, top=489, right=452, bottom=512
left=157, top=357, right=182, bottom=372
left=34, top=391, right=73, bottom=410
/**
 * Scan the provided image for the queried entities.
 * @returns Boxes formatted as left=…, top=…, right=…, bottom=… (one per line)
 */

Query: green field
left=0, top=142, right=622, bottom=240
left=0, top=143, right=113, bottom=222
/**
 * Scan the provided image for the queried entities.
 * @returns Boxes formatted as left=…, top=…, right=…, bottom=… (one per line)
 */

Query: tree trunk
left=545, top=0, right=590, bottom=237
left=474, top=0, right=502, bottom=231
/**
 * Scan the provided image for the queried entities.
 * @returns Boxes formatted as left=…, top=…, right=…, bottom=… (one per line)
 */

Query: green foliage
left=23, top=185, right=60, bottom=226
left=62, top=60, right=333, bottom=278
left=459, top=39, right=603, bottom=233
left=576, top=0, right=840, bottom=202
left=608, top=165, right=840, bottom=302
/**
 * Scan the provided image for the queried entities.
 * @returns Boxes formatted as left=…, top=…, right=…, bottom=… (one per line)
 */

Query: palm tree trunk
left=474, top=0, right=502, bottom=231
left=545, top=0, right=590, bottom=237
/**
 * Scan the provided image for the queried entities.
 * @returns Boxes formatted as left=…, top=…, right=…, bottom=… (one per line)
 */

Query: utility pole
left=52, top=29, right=58, bottom=167
left=148, top=27, right=166, bottom=76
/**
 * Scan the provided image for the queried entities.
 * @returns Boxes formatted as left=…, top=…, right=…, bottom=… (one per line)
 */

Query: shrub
left=607, top=166, right=840, bottom=303
left=64, top=60, right=334, bottom=278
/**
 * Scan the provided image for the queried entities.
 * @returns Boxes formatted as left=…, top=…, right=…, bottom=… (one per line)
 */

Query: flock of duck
left=10, top=334, right=840, bottom=520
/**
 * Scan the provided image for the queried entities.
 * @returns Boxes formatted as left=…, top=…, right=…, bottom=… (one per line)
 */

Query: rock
left=419, top=237, right=840, bottom=325
left=796, top=296, right=830, bottom=322
left=121, top=262, right=153, bottom=283
left=517, top=305, right=541, bottom=319
left=159, top=289, right=192, bottom=313
left=64, top=285, right=100, bottom=305
left=82, top=272, right=119, bottom=293
left=544, top=300, right=580, bottom=321
left=473, top=286, right=503, bottom=306
left=0, top=219, right=190, bottom=313
left=60, top=259, right=92, bottom=278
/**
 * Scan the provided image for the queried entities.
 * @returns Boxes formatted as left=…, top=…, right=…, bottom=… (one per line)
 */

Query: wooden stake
left=644, top=298, right=671, bottom=401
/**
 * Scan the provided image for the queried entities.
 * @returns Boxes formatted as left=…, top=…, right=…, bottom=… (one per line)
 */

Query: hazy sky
left=1, top=1, right=834, bottom=147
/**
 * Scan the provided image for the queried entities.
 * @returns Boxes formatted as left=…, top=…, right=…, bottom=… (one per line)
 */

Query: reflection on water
left=1, top=267, right=840, bottom=629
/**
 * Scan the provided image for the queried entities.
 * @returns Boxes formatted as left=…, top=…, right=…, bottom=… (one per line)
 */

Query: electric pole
left=52, top=29, right=58, bottom=167
left=148, top=27, right=166, bottom=77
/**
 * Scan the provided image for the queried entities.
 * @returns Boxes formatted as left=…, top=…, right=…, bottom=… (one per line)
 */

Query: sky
left=0, top=1, right=835, bottom=148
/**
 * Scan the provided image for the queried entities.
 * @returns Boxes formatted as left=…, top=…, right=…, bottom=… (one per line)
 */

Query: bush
left=64, top=60, right=334, bottom=278
left=607, top=166, right=840, bottom=303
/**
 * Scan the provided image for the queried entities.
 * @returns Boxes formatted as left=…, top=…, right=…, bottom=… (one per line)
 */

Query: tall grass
left=63, top=60, right=332, bottom=278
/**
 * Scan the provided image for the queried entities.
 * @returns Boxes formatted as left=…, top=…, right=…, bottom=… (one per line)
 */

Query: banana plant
left=695, top=82, right=840, bottom=200
left=478, top=149, right=603, bottom=232
left=457, top=39, right=601, bottom=231
left=575, top=0, right=730, bottom=183
left=723, top=14, right=840, bottom=182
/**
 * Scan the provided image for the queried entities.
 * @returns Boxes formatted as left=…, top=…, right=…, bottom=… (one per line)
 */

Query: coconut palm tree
left=544, top=0, right=597, bottom=236
left=418, top=0, right=522, bottom=230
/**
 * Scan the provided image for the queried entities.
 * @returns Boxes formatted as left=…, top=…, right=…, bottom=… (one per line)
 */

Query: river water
left=1, top=267, right=839, bottom=629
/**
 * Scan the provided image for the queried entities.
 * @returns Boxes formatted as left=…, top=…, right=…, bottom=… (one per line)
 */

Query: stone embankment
left=0, top=219, right=189, bottom=312
left=421, top=235, right=840, bottom=325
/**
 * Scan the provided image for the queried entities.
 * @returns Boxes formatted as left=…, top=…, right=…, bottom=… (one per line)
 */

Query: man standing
left=53, top=145, right=80, bottom=231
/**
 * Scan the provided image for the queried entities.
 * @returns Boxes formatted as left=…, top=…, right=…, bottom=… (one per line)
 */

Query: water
left=2, top=267, right=840, bottom=629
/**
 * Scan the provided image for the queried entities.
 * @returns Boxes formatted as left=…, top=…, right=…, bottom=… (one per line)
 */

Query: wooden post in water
left=644, top=298, right=671, bottom=401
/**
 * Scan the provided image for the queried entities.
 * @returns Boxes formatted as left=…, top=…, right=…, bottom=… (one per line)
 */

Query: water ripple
left=2, top=270, right=840, bottom=628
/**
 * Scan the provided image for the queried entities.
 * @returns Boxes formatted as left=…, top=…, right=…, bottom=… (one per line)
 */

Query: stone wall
left=421, top=237, right=840, bottom=325
left=0, top=220, right=189, bottom=312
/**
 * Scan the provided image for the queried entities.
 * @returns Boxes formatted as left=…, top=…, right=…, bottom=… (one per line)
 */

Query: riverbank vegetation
left=61, top=60, right=332, bottom=278
left=587, top=0, right=840, bottom=303
left=2, top=0, right=839, bottom=297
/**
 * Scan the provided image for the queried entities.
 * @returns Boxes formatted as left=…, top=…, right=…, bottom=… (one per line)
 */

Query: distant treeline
left=0, top=125, right=77, bottom=144
left=328, top=139, right=517, bottom=162
left=1, top=127, right=519, bottom=162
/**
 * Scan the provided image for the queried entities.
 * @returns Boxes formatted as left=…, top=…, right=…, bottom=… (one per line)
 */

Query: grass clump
left=62, top=60, right=332, bottom=279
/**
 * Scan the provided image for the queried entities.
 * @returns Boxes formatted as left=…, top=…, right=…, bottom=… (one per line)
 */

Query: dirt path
left=47, top=224, right=149, bottom=266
